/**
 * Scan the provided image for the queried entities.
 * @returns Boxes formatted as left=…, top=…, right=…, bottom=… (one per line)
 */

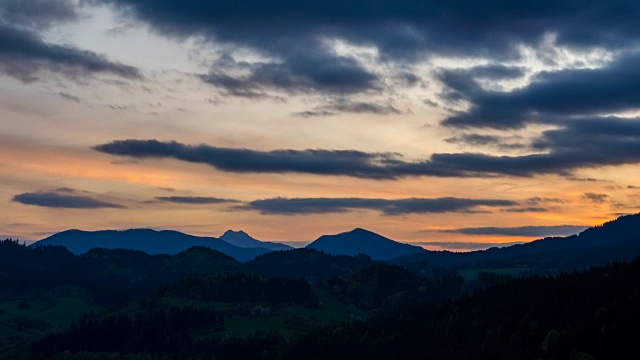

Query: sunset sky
left=2, top=0, right=640, bottom=250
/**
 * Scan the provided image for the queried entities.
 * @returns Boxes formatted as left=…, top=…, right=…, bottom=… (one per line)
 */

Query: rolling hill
left=306, top=228, right=426, bottom=261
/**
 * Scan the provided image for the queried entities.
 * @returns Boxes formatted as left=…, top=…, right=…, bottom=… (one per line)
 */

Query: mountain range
left=32, top=229, right=270, bottom=262
left=30, top=213, right=640, bottom=269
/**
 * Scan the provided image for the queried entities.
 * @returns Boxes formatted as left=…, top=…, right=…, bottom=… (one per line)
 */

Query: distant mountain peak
left=348, top=228, right=372, bottom=234
left=219, top=230, right=293, bottom=251
left=222, top=229, right=250, bottom=237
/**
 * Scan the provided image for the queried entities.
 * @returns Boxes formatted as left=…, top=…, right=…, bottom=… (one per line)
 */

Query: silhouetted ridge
left=31, top=228, right=269, bottom=262
left=395, top=213, right=640, bottom=271
left=307, top=228, right=426, bottom=261
left=219, top=229, right=292, bottom=251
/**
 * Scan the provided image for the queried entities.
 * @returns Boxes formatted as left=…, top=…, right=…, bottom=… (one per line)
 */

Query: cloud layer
left=0, top=22, right=140, bottom=83
left=95, top=122, right=640, bottom=179
left=12, top=190, right=125, bottom=209
left=439, top=225, right=588, bottom=237
left=98, top=0, right=640, bottom=105
left=242, top=197, right=517, bottom=215
left=155, top=196, right=239, bottom=204
left=441, top=53, right=640, bottom=129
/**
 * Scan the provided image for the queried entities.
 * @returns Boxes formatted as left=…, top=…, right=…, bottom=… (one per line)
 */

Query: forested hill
left=276, top=257, right=640, bottom=360
left=0, top=241, right=245, bottom=305
left=21, top=250, right=640, bottom=359
left=395, top=213, right=640, bottom=272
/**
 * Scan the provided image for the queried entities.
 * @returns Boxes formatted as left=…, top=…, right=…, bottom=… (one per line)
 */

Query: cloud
left=94, top=120, right=640, bottom=179
left=201, top=46, right=380, bottom=96
left=441, top=52, right=640, bottom=129
left=102, top=0, right=640, bottom=99
left=0, top=22, right=141, bottom=83
left=106, top=1, right=640, bottom=61
left=414, top=241, right=525, bottom=251
left=0, top=0, right=81, bottom=30
left=155, top=196, right=239, bottom=204
left=464, top=64, right=526, bottom=79
left=438, top=225, right=588, bottom=237
left=581, top=192, right=610, bottom=204
left=240, top=197, right=517, bottom=215
left=12, top=190, right=125, bottom=209
left=58, top=92, right=80, bottom=102
left=95, top=0, right=640, bottom=121
left=94, top=139, right=414, bottom=179
left=296, top=100, right=403, bottom=117
left=525, top=197, right=565, bottom=204
left=501, top=207, right=549, bottom=213
left=429, top=117, right=640, bottom=177
left=444, top=133, right=528, bottom=151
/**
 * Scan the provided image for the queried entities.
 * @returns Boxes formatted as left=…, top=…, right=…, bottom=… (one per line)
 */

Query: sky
left=2, top=0, right=640, bottom=250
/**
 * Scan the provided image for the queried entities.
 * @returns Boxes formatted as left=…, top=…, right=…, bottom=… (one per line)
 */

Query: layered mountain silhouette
left=219, top=230, right=292, bottom=251
left=306, top=228, right=426, bottom=261
left=31, top=229, right=270, bottom=262
left=28, top=213, right=640, bottom=269
left=395, top=213, right=640, bottom=272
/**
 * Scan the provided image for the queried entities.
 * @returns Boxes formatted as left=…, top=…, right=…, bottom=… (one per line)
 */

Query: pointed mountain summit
left=31, top=228, right=269, bottom=262
left=219, top=230, right=292, bottom=251
left=306, top=228, right=426, bottom=261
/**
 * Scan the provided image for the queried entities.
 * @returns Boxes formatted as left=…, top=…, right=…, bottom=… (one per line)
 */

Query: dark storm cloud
left=94, top=119, right=640, bottom=179
left=242, top=197, right=518, bottom=215
left=442, top=52, right=640, bottom=129
left=0, top=22, right=141, bottom=83
left=296, top=100, right=403, bottom=117
left=12, top=190, right=125, bottom=209
left=155, top=196, right=239, bottom=204
left=439, top=225, right=588, bottom=237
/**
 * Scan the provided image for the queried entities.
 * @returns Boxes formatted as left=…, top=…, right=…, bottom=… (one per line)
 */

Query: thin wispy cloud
left=155, top=196, right=240, bottom=204
left=436, top=225, right=588, bottom=237
left=12, top=190, right=125, bottom=209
